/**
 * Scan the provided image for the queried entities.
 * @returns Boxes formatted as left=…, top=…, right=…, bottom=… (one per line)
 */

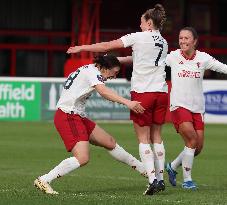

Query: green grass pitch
left=0, top=121, right=227, bottom=205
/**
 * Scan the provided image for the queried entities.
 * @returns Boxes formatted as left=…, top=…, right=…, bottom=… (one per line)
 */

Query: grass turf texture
left=0, top=121, right=227, bottom=205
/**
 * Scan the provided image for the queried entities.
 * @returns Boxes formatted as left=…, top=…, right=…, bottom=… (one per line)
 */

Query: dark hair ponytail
left=93, top=54, right=120, bottom=70
left=143, top=4, right=166, bottom=30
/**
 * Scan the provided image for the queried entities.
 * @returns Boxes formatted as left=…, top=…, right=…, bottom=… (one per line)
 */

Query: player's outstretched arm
left=66, top=39, right=124, bottom=54
left=95, top=84, right=145, bottom=114
left=208, top=58, right=227, bottom=74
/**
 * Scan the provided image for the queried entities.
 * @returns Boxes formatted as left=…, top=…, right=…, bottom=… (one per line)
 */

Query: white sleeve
left=86, top=70, right=104, bottom=87
left=120, top=33, right=137, bottom=48
left=165, top=52, right=175, bottom=67
left=205, top=53, right=227, bottom=74
left=165, top=53, right=171, bottom=67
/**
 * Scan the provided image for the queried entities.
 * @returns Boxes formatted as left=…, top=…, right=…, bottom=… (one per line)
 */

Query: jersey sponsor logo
left=204, top=90, right=227, bottom=115
left=177, top=70, right=200, bottom=78
left=97, top=75, right=104, bottom=82
left=179, top=61, right=184, bottom=64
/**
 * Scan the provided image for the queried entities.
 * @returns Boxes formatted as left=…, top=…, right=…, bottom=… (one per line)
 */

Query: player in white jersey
left=165, top=27, right=227, bottom=190
left=34, top=55, right=147, bottom=195
left=67, top=4, right=168, bottom=196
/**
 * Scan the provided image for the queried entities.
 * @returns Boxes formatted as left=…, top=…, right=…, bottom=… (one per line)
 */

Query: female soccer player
left=165, top=27, right=227, bottom=190
left=67, top=4, right=168, bottom=195
left=34, top=54, right=147, bottom=195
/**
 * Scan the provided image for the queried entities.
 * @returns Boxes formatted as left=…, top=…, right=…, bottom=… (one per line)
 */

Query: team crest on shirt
left=97, top=75, right=104, bottom=82
left=196, top=62, right=201, bottom=68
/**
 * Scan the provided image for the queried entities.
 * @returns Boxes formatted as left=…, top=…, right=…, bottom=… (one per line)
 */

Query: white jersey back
left=57, top=64, right=104, bottom=116
left=120, top=30, right=168, bottom=93
left=166, top=49, right=227, bottom=113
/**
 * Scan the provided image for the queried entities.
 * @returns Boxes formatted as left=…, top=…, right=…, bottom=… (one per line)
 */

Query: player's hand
left=66, top=46, right=82, bottom=54
left=127, top=101, right=145, bottom=114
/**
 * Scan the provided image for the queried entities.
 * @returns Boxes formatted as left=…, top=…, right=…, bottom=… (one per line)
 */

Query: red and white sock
left=139, top=143, right=156, bottom=184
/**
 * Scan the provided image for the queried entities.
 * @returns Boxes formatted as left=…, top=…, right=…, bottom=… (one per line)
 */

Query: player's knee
left=76, top=155, right=90, bottom=166
left=185, top=138, right=197, bottom=149
left=188, top=137, right=197, bottom=147
left=104, top=137, right=116, bottom=150
left=181, top=129, right=197, bottom=147
left=184, top=135, right=197, bottom=148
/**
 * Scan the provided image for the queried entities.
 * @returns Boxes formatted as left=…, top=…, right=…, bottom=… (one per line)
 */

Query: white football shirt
left=166, top=49, right=227, bottom=113
left=57, top=64, right=104, bottom=117
left=120, top=30, right=168, bottom=93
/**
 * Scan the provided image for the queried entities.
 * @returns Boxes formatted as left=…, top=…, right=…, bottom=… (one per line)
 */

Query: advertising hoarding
left=0, top=77, right=226, bottom=123
left=203, top=80, right=227, bottom=123
left=0, top=80, right=41, bottom=121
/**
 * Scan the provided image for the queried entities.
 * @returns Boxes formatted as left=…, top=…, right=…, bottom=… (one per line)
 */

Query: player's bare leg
left=34, top=142, right=89, bottom=194
left=178, top=122, right=197, bottom=189
left=166, top=129, right=204, bottom=187
left=89, top=124, right=147, bottom=177
left=195, top=130, right=204, bottom=156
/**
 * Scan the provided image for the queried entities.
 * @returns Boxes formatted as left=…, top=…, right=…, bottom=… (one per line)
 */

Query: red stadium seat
left=64, top=58, right=93, bottom=77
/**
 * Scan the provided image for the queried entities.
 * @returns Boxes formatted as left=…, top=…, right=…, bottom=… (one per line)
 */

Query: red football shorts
left=171, top=107, right=204, bottom=132
left=130, top=91, right=168, bottom=126
left=54, top=109, right=96, bottom=152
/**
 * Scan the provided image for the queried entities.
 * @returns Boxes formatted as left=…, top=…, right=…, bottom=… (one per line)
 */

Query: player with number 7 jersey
left=120, top=30, right=168, bottom=93
left=67, top=4, right=169, bottom=195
